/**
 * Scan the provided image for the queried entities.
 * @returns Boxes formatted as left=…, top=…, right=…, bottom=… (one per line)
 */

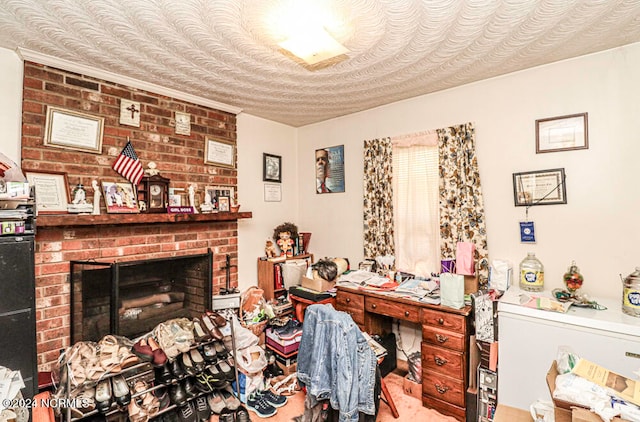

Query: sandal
left=147, top=337, right=168, bottom=367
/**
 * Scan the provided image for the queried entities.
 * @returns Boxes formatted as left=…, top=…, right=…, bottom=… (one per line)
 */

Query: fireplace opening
left=70, top=251, right=213, bottom=343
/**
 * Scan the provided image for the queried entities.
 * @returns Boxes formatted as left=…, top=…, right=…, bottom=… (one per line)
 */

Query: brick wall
left=20, top=61, right=240, bottom=370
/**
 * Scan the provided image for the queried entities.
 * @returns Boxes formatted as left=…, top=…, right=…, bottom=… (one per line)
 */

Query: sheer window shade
left=392, top=139, right=439, bottom=277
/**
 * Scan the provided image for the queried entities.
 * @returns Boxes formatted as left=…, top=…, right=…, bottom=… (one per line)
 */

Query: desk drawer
left=422, top=326, right=465, bottom=352
left=423, top=370, right=465, bottom=407
left=335, top=291, right=364, bottom=325
left=422, top=343, right=465, bottom=380
left=365, top=297, right=420, bottom=323
left=421, top=308, right=466, bottom=333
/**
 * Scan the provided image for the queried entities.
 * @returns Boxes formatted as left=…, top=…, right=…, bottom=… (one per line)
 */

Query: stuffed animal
left=265, top=239, right=277, bottom=258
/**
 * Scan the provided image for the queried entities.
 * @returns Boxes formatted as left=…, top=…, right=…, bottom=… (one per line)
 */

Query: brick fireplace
left=20, top=61, right=247, bottom=370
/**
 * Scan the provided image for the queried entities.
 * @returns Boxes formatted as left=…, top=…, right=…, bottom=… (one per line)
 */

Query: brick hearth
left=19, top=61, right=242, bottom=370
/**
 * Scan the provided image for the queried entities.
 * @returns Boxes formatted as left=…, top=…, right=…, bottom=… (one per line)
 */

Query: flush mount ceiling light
left=278, top=25, right=349, bottom=65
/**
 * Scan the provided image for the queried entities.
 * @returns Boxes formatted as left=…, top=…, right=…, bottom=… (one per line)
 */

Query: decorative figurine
left=265, top=239, right=277, bottom=258
left=273, top=222, right=299, bottom=258
left=68, top=183, right=93, bottom=213
left=188, top=184, right=198, bottom=213
left=91, top=180, right=101, bottom=215
left=144, top=161, right=160, bottom=176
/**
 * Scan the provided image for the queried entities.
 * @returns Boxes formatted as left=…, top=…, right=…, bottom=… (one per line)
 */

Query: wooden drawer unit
left=422, top=343, right=465, bottom=379
left=422, top=325, right=465, bottom=351
left=335, top=290, right=365, bottom=325
left=364, top=296, right=420, bottom=323
left=422, top=370, right=466, bottom=407
left=422, top=308, right=466, bottom=333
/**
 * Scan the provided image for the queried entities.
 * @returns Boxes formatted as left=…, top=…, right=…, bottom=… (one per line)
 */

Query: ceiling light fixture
left=278, top=25, right=349, bottom=65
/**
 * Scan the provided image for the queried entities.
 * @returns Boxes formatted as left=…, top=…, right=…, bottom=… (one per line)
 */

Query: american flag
left=112, top=139, right=144, bottom=185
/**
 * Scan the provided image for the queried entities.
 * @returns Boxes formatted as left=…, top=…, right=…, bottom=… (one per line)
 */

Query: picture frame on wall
left=25, top=170, right=70, bottom=214
left=512, top=168, right=567, bottom=206
left=315, top=145, right=345, bottom=194
left=101, top=181, right=139, bottom=213
left=204, top=138, right=235, bottom=168
left=536, top=113, right=588, bottom=153
left=264, top=183, right=282, bottom=202
left=263, top=153, right=282, bottom=183
left=44, top=106, right=104, bottom=154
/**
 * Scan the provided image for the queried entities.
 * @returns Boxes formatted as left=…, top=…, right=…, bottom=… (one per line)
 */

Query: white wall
left=297, top=42, right=640, bottom=302
left=0, top=47, right=23, bottom=162
left=236, top=113, right=298, bottom=292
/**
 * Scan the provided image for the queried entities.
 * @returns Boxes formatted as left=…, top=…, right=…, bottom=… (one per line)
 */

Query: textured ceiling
left=1, top=1, right=639, bottom=127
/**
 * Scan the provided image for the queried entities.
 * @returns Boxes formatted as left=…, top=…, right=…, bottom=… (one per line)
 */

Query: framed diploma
left=44, top=106, right=104, bottom=154
left=204, top=138, right=235, bottom=168
left=264, top=183, right=282, bottom=202
left=536, top=113, right=588, bottom=153
left=25, top=171, right=70, bottom=214
left=513, top=168, right=567, bottom=206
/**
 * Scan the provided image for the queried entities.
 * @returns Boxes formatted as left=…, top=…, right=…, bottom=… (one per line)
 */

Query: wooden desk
left=336, top=286, right=473, bottom=421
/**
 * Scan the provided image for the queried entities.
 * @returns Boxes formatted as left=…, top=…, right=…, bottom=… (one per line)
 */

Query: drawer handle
left=437, top=318, right=444, bottom=325
left=371, top=304, right=377, bottom=309
left=434, top=356, right=448, bottom=366
left=435, top=334, right=448, bottom=343
left=435, top=384, right=449, bottom=394
left=404, top=311, right=410, bottom=317
left=346, top=298, right=351, bottom=303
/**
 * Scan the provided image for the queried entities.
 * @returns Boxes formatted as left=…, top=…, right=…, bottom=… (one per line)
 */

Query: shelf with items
left=257, top=254, right=314, bottom=301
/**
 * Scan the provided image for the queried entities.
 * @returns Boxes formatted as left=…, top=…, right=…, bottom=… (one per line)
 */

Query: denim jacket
left=297, top=304, right=377, bottom=422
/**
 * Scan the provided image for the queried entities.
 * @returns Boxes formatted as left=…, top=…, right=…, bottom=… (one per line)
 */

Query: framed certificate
left=204, top=139, right=235, bottom=168
left=44, top=106, right=104, bottom=154
left=513, top=168, right=567, bottom=206
left=536, top=113, right=588, bottom=153
left=25, top=171, right=70, bottom=213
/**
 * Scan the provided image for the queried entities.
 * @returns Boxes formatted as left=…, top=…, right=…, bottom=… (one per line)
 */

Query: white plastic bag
left=236, top=344, right=267, bottom=375
left=440, top=272, right=465, bottom=309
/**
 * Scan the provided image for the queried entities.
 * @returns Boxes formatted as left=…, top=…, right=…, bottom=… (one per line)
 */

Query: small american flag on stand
left=112, top=138, right=144, bottom=185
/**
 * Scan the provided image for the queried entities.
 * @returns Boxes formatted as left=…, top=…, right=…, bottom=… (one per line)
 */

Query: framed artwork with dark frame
left=513, top=168, right=567, bottom=206
left=263, top=153, right=282, bottom=183
left=536, top=113, right=588, bottom=153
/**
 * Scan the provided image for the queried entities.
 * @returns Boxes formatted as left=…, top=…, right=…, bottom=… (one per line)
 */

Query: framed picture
left=264, top=183, right=282, bottom=202
left=101, top=181, right=139, bottom=213
left=205, top=185, right=235, bottom=211
left=315, top=145, right=345, bottom=194
left=263, top=153, right=282, bottom=183
left=44, top=106, right=104, bottom=154
left=536, top=113, right=588, bottom=153
left=513, top=168, right=567, bottom=206
left=25, top=171, right=70, bottom=213
left=204, top=138, right=235, bottom=168
left=218, top=196, right=230, bottom=212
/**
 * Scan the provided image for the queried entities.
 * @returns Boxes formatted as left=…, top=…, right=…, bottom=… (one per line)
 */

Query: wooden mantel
left=36, top=211, right=252, bottom=227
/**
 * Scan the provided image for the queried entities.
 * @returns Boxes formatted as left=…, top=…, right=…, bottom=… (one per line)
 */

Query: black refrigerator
left=0, top=234, right=37, bottom=399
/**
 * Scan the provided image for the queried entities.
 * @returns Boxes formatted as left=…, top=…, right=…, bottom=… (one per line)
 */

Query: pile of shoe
left=264, top=318, right=303, bottom=360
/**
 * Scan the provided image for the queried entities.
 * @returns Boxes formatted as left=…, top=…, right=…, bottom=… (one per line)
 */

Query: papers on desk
left=0, top=367, right=25, bottom=411
left=337, top=270, right=390, bottom=287
left=389, top=277, right=441, bottom=305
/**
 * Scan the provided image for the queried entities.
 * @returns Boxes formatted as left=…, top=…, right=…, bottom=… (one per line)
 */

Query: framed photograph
left=513, top=168, right=567, bottom=206
left=44, top=106, right=104, bottom=154
left=315, top=145, right=345, bottom=194
left=536, top=113, right=588, bottom=153
left=264, top=183, right=282, bottom=202
left=263, top=153, right=282, bottom=183
left=25, top=171, right=70, bottom=214
left=205, top=185, right=235, bottom=211
left=218, top=196, right=230, bottom=212
left=101, top=181, right=139, bottom=213
left=204, top=138, right=235, bottom=168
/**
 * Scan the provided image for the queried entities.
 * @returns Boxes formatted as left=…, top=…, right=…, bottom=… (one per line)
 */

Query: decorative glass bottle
left=563, top=261, right=584, bottom=294
left=519, top=252, right=544, bottom=292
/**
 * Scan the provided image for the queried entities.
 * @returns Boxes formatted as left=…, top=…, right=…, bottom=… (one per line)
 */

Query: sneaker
left=256, top=389, right=287, bottom=408
left=235, top=405, right=251, bottom=422
left=246, top=393, right=277, bottom=418
left=273, top=319, right=302, bottom=341
left=177, top=402, right=197, bottom=422
left=194, top=396, right=211, bottom=422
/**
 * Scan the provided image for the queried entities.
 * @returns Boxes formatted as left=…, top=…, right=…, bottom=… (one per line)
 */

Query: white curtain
left=391, top=131, right=439, bottom=277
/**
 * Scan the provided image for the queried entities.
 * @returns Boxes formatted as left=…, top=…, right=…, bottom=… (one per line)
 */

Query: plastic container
left=519, top=252, right=544, bottom=292
left=622, top=267, right=640, bottom=317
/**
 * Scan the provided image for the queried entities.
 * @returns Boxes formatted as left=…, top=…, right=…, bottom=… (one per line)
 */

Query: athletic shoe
left=246, top=393, right=277, bottom=418
left=255, top=389, right=287, bottom=408
left=273, top=319, right=302, bottom=341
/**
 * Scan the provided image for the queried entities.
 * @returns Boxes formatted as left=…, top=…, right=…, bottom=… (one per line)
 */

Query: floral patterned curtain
left=438, top=123, right=489, bottom=285
left=363, top=137, right=394, bottom=258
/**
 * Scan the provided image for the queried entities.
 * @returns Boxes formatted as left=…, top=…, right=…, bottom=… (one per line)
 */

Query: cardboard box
left=402, top=374, right=422, bottom=400
left=301, top=275, right=335, bottom=292
left=493, top=405, right=533, bottom=422
left=276, top=361, right=297, bottom=376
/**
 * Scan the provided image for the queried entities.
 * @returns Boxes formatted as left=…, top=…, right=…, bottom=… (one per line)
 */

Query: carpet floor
left=237, top=371, right=459, bottom=421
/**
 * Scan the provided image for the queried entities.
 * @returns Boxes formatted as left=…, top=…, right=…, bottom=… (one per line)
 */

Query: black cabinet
left=0, top=234, right=37, bottom=399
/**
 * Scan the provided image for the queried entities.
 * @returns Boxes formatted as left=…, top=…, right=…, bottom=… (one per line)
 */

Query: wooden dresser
left=336, top=286, right=473, bottom=420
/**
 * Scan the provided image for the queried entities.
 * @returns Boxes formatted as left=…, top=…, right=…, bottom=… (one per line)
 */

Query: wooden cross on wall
left=126, top=103, right=139, bottom=119
left=120, top=100, right=141, bottom=127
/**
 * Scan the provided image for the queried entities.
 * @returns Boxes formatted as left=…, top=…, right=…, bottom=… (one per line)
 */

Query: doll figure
left=265, top=239, right=277, bottom=258
left=277, top=231, right=294, bottom=258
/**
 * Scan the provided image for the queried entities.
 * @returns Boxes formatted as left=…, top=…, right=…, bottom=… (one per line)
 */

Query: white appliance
left=497, top=286, right=640, bottom=410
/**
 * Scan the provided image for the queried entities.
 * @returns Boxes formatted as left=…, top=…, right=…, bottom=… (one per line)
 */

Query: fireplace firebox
left=70, top=251, right=212, bottom=343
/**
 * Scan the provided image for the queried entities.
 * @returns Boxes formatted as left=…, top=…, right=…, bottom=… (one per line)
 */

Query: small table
left=289, top=294, right=336, bottom=322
